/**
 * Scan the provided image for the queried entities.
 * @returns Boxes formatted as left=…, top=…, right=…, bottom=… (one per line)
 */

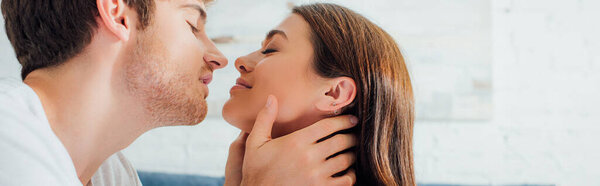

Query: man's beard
left=124, top=28, right=207, bottom=128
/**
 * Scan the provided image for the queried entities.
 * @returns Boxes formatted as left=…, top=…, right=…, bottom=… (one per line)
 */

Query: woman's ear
left=315, top=77, right=357, bottom=115
left=97, top=0, right=132, bottom=41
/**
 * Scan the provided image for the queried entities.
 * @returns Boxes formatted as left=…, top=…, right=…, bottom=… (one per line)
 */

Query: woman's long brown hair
left=293, top=3, right=415, bottom=186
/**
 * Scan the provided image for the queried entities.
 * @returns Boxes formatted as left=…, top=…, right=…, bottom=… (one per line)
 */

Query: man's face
left=124, top=0, right=227, bottom=127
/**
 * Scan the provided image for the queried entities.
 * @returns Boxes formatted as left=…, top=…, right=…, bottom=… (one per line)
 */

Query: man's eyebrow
left=181, top=4, right=207, bottom=22
left=265, top=30, right=288, bottom=41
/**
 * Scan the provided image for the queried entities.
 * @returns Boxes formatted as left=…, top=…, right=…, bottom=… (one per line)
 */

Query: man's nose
left=203, top=42, right=228, bottom=70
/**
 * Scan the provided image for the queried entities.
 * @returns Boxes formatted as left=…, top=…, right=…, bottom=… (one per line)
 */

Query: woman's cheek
left=270, top=87, right=306, bottom=124
left=253, top=61, right=308, bottom=130
left=223, top=92, right=263, bottom=133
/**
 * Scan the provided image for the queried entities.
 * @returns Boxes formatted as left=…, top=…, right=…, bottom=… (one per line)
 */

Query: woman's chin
left=222, top=113, right=253, bottom=133
left=223, top=101, right=257, bottom=133
left=229, top=120, right=254, bottom=134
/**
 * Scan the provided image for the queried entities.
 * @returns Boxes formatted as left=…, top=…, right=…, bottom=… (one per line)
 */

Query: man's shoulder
left=0, top=77, right=49, bottom=122
left=0, top=77, right=81, bottom=185
left=0, top=76, right=22, bottom=88
left=0, top=77, right=38, bottom=111
left=0, top=77, right=28, bottom=95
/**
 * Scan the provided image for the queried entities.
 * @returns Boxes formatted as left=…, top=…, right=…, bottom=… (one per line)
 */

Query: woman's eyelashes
left=261, top=48, right=277, bottom=55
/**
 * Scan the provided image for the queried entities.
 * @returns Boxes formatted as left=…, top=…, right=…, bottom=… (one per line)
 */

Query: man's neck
left=24, top=60, right=149, bottom=185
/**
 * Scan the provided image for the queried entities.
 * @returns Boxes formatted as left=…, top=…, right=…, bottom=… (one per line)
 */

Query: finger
left=228, top=132, right=249, bottom=159
left=290, top=115, right=358, bottom=143
left=329, top=168, right=356, bottom=186
left=229, top=132, right=249, bottom=151
left=317, top=134, right=357, bottom=158
left=237, top=132, right=249, bottom=143
left=225, top=134, right=246, bottom=186
left=324, top=152, right=356, bottom=176
left=226, top=132, right=247, bottom=177
left=246, top=95, right=278, bottom=149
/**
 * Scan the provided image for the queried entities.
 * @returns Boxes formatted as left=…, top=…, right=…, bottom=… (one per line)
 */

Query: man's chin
left=149, top=98, right=208, bottom=127
left=179, top=101, right=208, bottom=126
left=187, top=110, right=207, bottom=126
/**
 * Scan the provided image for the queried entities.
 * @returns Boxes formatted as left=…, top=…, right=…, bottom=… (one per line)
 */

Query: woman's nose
left=235, top=53, right=257, bottom=73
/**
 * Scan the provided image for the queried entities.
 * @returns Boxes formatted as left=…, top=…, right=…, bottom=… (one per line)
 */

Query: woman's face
left=222, top=14, right=327, bottom=137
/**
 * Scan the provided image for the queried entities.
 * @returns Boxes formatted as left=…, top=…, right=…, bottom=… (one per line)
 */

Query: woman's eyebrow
left=265, top=30, right=288, bottom=41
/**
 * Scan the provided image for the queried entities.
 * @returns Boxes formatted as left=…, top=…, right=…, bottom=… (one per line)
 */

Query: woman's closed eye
left=261, top=48, right=277, bottom=55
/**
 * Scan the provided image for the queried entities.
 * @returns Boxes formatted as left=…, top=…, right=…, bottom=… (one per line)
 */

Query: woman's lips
left=235, top=78, right=252, bottom=88
left=231, top=78, right=252, bottom=92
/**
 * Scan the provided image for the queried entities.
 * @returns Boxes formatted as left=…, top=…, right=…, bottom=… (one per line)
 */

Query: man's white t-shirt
left=0, top=77, right=142, bottom=186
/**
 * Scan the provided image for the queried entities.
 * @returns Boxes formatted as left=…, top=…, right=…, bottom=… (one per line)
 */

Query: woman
left=223, top=3, right=415, bottom=186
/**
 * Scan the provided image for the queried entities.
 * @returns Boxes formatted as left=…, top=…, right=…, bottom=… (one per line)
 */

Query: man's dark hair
left=1, top=0, right=154, bottom=79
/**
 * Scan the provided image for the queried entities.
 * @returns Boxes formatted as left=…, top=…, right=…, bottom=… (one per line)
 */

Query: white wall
left=0, top=0, right=598, bottom=185
left=412, top=0, right=599, bottom=185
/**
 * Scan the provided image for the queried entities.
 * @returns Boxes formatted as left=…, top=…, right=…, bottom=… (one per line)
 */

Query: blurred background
left=1, top=0, right=598, bottom=185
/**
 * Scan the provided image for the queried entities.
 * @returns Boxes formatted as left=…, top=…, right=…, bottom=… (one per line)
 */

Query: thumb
left=246, top=95, right=278, bottom=149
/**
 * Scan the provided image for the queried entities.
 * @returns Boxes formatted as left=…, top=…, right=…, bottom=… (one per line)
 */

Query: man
left=0, top=0, right=357, bottom=185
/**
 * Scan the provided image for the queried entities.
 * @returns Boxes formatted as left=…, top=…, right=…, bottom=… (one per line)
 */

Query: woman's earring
left=331, top=103, right=340, bottom=115
left=333, top=109, right=340, bottom=115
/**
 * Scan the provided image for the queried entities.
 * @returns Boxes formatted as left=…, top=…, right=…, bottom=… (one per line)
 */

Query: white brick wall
left=0, top=0, right=598, bottom=185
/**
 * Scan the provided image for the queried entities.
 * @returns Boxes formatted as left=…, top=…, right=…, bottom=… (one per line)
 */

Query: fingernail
left=350, top=116, right=358, bottom=125
left=265, top=95, right=273, bottom=108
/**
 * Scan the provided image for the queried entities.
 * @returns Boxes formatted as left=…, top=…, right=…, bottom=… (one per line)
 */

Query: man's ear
left=315, top=77, right=357, bottom=115
left=97, top=0, right=132, bottom=41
